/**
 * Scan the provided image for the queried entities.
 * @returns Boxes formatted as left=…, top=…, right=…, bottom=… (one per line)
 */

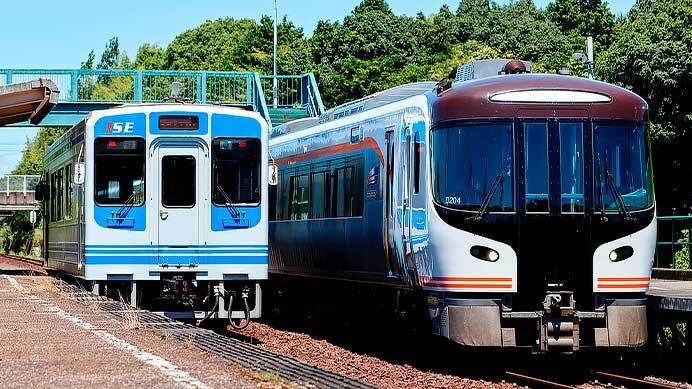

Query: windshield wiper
left=602, top=152, right=633, bottom=221
left=468, top=173, right=504, bottom=222
left=216, top=185, right=241, bottom=219
left=115, top=190, right=138, bottom=218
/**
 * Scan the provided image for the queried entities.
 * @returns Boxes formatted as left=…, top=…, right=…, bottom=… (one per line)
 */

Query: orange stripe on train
left=597, top=283, right=650, bottom=289
left=597, top=277, right=650, bottom=282
left=420, top=276, right=512, bottom=282
left=423, top=283, right=513, bottom=289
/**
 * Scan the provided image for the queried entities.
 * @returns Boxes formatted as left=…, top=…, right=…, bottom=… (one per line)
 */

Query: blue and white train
left=38, top=103, right=268, bottom=323
left=268, top=60, right=656, bottom=351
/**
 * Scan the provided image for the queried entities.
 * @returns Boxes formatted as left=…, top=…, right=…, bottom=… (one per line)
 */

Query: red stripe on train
left=275, top=137, right=384, bottom=167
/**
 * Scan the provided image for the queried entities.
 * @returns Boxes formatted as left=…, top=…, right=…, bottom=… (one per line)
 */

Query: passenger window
left=56, top=168, right=63, bottom=221
left=161, top=156, right=196, bottom=207
left=334, top=167, right=352, bottom=217
left=524, top=122, right=549, bottom=212
left=94, top=137, right=145, bottom=206
left=50, top=173, right=56, bottom=222
left=276, top=170, right=288, bottom=221
left=333, top=161, right=363, bottom=217
left=64, top=164, right=72, bottom=219
left=289, top=175, right=309, bottom=220
left=212, top=138, right=261, bottom=205
left=560, top=122, right=585, bottom=213
left=310, top=171, right=330, bottom=218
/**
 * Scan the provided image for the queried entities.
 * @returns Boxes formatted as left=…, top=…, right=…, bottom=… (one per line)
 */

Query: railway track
left=589, top=370, right=680, bottom=389
left=3, top=253, right=43, bottom=267
left=51, top=280, right=374, bottom=389
left=3, top=255, right=688, bottom=389
left=505, top=369, right=681, bottom=389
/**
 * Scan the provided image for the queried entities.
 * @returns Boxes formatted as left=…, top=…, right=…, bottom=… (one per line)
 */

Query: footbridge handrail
left=1, top=175, right=40, bottom=196
left=656, top=215, right=692, bottom=269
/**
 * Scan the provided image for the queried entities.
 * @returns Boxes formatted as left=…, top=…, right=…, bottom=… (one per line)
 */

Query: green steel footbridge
left=0, top=69, right=325, bottom=128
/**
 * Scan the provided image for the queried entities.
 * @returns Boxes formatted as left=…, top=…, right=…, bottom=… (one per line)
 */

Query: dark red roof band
left=431, top=74, right=648, bottom=127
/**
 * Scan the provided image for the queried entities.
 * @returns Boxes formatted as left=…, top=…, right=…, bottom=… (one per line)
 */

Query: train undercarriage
left=82, top=274, right=262, bottom=327
left=428, top=290, right=648, bottom=352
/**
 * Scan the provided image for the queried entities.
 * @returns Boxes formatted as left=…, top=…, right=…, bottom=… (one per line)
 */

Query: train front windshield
left=431, top=122, right=514, bottom=212
left=431, top=120, right=654, bottom=214
left=594, top=122, right=654, bottom=212
left=212, top=138, right=261, bottom=205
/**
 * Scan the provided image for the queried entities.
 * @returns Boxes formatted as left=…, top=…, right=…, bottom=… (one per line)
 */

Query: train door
left=392, top=118, right=413, bottom=284
left=384, top=128, right=400, bottom=278
left=155, top=144, right=204, bottom=266
left=518, top=117, right=591, bottom=311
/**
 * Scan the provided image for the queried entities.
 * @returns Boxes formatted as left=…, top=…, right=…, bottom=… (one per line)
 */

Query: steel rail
left=3, top=254, right=43, bottom=267
left=505, top=371, right=574, bottom=389
left=591, top=370, right=680, bottom=389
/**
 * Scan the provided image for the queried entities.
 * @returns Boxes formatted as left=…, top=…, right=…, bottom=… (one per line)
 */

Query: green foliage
left=545, top=0, right=615, bottom=50
left=456, top=0, right=496, bottom=42
left=598, top=0, right=692, bottom=212
left=675, top=229, right=691, bottom=269
left=79, top=36, right=134, bottom=101
left=12, top=0, right=692, bottom=219
left=3, top=127, right=67, bottom=255
left=486, top=0, right=571, bottom=70
left=353, top=0, right=392, bottom=15
left=134, top=43, right=165, bottom=70
left=598, top=0, right=692, bottom=134
left=12, top=127, right=67, bottom=175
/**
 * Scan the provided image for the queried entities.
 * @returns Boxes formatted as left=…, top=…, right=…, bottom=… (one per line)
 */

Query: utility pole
left=586, top=36, right=594, bottom=80
left=572, top=35, right=595, bottom=80
left=273, top=0, right=278, bottom=108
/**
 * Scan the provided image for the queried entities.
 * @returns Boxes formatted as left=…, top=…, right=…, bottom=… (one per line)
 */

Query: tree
left=96, top=37, right=121, bottom=86
left=546, top=0, right=615, bottom=52
left=97, top=37, right=121, bottom=71
left=4, top=127, right=67, bottom=255
left=353, top=0, right=392, bottom=15
left=487, top=0, right=571, bottom=70
left=598, top=0, right=692, bottom=212
left=134, top=43, right=165, bottom=70
left=310, top=0, right=430, bottom=106
left=164, top=18, right=264, bottom=71
left=12, top=127, right=67, bottom=175
left=426, top=5, right=460, bottom=54
left=456, top=0, right=496, bottom=43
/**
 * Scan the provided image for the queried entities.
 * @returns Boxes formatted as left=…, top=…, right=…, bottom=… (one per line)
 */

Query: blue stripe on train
left=84, top=255, right=268, bottom=265
left=84, top=244, right=268, bottom=248
left=84, top=249, right=268, bottom=254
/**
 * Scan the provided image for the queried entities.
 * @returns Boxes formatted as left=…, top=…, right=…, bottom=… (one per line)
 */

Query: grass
left=153, top=330, right=171, bottom=340
left=185, top=334, right=196, bottom=349
left=230, top=365, right=295, bottom=389
left=33, top=275, right=60, bottom=295
left=117, top=290, right=141, bottom=330
left=257, top=370, right=282, bottom=384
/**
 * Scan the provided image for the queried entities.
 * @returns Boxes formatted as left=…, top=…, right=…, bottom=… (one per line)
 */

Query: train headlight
left=470, top=245, right=500, bottom=262
left=609, top=246, right=634, bottom=262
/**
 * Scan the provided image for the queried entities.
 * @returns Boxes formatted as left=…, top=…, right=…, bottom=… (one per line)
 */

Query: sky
left=0, top=0, right=635, bottom=174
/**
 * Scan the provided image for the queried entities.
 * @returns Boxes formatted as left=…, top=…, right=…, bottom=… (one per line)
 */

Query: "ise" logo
left=106, top=122, right=135, bottom=134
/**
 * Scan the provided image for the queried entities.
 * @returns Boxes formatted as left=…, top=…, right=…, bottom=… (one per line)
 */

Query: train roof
left=432, top=73, right=648, bottom=126
left=270, top=81, right=436, bottom=138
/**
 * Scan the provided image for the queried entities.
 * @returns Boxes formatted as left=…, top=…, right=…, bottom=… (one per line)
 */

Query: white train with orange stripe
left=267, top=60, right=656, bottom=352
